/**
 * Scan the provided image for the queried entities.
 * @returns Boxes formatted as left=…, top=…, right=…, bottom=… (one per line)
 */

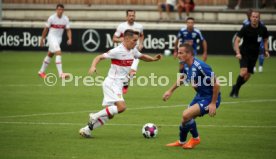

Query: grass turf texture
left=0, top=51, right=275, bottom=159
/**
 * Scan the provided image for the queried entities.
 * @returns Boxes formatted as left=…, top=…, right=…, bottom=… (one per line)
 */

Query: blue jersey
left=183, top=58, right=217, bottom=97
left=177, top=27, right=205, bottom=55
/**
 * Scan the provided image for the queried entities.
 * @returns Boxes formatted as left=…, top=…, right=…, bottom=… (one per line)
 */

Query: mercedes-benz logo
left=82, top=29, right=100, bottom=52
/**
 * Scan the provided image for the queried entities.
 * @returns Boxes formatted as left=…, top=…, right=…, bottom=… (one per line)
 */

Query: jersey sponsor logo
left=50, top=24, right=65, bottom=29
left=82, top=29, right=100, bottom=52
left=111, top=59, right=133, bottom=66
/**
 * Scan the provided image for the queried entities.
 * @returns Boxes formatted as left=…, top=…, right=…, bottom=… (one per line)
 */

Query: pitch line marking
left=0, top=121, right=275, bottom=129
left=0, top=99, right=276, bottom=119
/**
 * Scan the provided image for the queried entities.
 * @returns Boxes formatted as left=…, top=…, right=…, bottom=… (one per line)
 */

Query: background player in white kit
left=38, top=4, right=72, bottom=79
left=79, top=30, right=162, bottom=138
left=113, top=10, right=144, bottom=94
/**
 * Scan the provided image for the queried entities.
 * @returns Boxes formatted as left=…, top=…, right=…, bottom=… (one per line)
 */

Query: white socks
left=87, top=106, right=118, bottom=131
left=93, top=106, right=118, bottom=119
left=39, top=56, right=51, bottom=73
left=91, top=116, right=109, bottom=130
left=131, top=58, right=140, bottom=71
left=55, top=55, right=63, bottom=75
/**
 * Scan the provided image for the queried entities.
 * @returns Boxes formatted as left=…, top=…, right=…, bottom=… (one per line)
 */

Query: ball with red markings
left=142, top=123, right=158, bottom=138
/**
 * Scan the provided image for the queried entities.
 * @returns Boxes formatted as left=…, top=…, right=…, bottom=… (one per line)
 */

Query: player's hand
left=154, top=54, right=162, bottom=61
left=40, top=39, right=45, bottom=47
left=88, top=67, right=97, bottom=75
left=138, top=44, right=144, bottom=51
left=162, top=90, right=172, bottom=101
left=67, top=39, right=72, bottom=46
left=265, top=51, right=270, bottom=58
left=202, top=53, right=207, bottom=62
left=235, top=53, right=242, bottom=60
left=128, top=69, right=137, bottom=80
left=208, top=103, right=216, bottom=117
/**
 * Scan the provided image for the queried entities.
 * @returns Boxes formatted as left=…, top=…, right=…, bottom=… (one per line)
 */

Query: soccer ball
left=164, top=49, right=171, bottom=56
left=142, top=123, right=158, bottom=138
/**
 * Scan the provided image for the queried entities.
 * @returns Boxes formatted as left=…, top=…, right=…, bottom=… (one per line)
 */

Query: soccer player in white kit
left=113, top=10, right=144, bottom=94
left=38, top=4, right=72, bottom=79
left=79, top=30, right=162, bottom=138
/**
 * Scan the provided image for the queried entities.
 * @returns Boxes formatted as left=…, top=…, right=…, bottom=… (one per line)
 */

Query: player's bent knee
left=182, top=115, right=191, bottom=124
left=48, top=52, right=54, bottom=57
left=116, top=104, right=127, bottom=113
left=118, top=106, right=126, bottom=113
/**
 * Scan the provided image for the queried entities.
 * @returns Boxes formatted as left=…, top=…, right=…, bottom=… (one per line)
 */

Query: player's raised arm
left=139, top=54, right=162, bottom=62
left=40, top=27, right=49, bottom=47
left=88, top=54, right=106, bottom=75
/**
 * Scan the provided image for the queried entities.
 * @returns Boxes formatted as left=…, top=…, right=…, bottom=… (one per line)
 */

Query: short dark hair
left=126, top=10, right=135, bottom=16
left=56, top=4, right=64, bottom=9
left=179, top=43, right=194, bottom=56
left=186, top=17, right=195, bottom=22
left=124, top=29, right=139, bottom=38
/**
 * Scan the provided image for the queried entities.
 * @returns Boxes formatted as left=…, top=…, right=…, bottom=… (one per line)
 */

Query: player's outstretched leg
left=79, top=103, right=125, bottom=138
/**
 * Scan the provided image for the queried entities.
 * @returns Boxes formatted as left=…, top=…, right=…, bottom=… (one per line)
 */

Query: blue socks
left=179, top=119, right=199, bottom=142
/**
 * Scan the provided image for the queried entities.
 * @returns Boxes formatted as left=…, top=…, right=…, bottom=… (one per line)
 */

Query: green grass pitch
left=0, top=51, right=275, bottom=159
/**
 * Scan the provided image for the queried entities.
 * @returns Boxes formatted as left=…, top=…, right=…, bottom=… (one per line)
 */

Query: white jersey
left=103, top=44, right=142, bottom=79
left=114, top=22, right=143, bottom=37
left=45, top=13, right=70, bottom=40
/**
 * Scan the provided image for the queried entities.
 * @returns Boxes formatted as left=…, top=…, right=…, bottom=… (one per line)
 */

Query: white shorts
left=48, top=36, right=62, bottom=53
left=102, top=77, right=124, bottom=106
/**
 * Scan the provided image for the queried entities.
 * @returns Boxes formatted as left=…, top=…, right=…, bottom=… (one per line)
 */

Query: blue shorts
left=189, top=93, right=221, bottom=116
left=161, top=4, right=174, bottom=11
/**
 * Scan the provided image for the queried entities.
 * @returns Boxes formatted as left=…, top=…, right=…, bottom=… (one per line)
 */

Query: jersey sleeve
left=196, top=29, right=205, bottom=41
left=102, top=49, right=117, bottom=59
left=177, top=29, right=182, bottom=39
left=114, top=24, right=122, bottom=37
left=133, top=48, right=142, bottom=58
left=237, top=26, right=246, bottom=38
left=65, top=16, right=70, bottom=29
left=139, top=24, right=144, bottom=36
left=45, top=16, right=52, bottom=28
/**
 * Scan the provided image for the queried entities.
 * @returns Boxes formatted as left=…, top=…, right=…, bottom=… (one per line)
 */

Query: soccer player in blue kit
left=174, top=17, right=208, bottom=73
left=163, top=43, right=221, bottom=149
left=174, top=17, right=207, bottom=61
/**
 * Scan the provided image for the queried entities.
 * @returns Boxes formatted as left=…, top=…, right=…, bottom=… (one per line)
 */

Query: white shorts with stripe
left=102, top=77, right=124, bottom=106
